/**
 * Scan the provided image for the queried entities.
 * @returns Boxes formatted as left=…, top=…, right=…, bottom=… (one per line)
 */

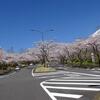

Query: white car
left=15, top=66, right=20, bottom=71
left=30, top=63, right=33, bottom=66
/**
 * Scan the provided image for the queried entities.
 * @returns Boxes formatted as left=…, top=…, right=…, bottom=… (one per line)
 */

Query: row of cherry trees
left=57, top=37, right=100, bottom=67
left=0, top=36, right=100, bottom=69
left=33, top=38, right=100, bottom=67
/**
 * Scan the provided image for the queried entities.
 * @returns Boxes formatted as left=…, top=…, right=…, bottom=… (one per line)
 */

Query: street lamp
left=31, top=29, right=54, bottom=42
left=31, top=29, right=54, bottom=67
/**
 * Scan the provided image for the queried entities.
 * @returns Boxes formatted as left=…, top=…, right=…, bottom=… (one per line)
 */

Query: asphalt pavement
left=0, top=67, right=100, bottom=100
left=0, top=68, right=51, bottom=100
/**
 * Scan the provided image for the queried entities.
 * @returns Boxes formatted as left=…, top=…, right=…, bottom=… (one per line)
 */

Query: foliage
left=1, top=30, right=100, bottom=70
left=34, top=65, right=56, bottom=73
left=36, top=41, right=56, bottom=67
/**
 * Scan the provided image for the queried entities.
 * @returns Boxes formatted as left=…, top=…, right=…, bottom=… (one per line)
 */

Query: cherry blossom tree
left=87, top=39, right=100, bottom=66
left=36, top=41, right=57, bottom=67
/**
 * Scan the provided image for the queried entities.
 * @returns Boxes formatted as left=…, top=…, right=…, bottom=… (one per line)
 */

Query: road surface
left=0, top=68, right=51, bottom=100
left=0, top=67, right=100, bottom=100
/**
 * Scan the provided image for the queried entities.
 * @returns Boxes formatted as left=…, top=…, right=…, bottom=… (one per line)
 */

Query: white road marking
left=38, top=73, right=80, bottom=79
left=45, top=86, right=100, bottom=91
left=92, top=71, right=100, bottom=73
left=66, top=71, right=100, bottom=77
left=51, top=92, right=83, bottom=99
left=66, top=73, right=81, bottom=77
left=40, top=82, right=57, bottom=100
left=40, top=71, right=100, bottom=100
left=49, top=79, right=100, bottom=82
left=41, top=81, right=83, bottom=100
left=61, top=76, right=100, bottom=79
left=43, top=81, right=100, bottom=85
left=38, top=76, right=60, bottom=79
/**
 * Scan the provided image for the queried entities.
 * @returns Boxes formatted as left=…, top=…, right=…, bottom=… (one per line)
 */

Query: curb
left=31, top=68, right=35, bottom=77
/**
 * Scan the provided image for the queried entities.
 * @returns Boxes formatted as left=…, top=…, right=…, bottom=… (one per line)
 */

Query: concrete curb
left=31, top=68, right=35, bottom=77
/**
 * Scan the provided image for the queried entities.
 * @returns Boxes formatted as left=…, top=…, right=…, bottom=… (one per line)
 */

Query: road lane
left=0, top=68, right=51, bottom=100
left=1, top=67, right=100, bottom=100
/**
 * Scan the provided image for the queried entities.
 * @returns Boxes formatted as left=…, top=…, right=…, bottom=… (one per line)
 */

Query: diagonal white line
left=51, top=92, right=83, bottom=99
left=43, top=81, right=100, bottom=85
left=45, top=86, right=100, bottom=91
left=41, top=81, right=83, bottom=100
left=40, top=82, right=57, bottom=100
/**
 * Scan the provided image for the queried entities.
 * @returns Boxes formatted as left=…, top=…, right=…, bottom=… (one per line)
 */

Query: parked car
left=15, top=66, right=20, bottom=71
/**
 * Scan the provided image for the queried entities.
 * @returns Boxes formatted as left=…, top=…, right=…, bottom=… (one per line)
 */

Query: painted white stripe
left=92, top=71, right=100, bottom=73
left=38, top=75, right=61, bottom=79
left=62, top=77, right=100, bottom=79
left=67, top=74, right=81, bottom=77
left=43, top=81, right=100, bottom=85
left=49, top=79, right=100, bottom=82
left=45, top=86, right=100, bottom=91
left=51, top=92, right=83, bottom=99
left=66, top=71, right=100, bottom=77
left=40, top=82, right=57, bottom=100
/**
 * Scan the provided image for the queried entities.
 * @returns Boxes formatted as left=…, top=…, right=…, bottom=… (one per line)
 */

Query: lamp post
left=31, top=29, right=54, bottom=67
left=31, top=29, right=54, bottom=42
